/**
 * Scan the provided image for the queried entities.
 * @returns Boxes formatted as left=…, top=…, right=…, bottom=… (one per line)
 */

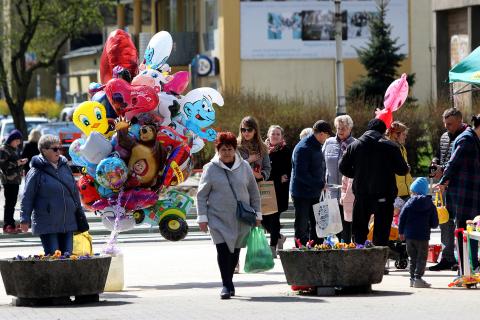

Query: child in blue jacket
left=399, top=177, right=439, bottom=288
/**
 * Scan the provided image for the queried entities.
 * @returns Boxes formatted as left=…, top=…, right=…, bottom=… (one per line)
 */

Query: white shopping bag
left=313, top=191, right=343, bottom=238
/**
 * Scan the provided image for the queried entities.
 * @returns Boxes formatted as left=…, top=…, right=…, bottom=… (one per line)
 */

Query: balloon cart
left=448, top=228, right=480, bottom=288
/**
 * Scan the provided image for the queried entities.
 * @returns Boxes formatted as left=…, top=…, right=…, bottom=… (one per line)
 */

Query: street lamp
left=334, top=0, right=346, bottom=115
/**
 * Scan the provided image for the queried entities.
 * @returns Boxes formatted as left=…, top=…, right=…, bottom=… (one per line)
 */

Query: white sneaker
left=413, top=278, right=431, bottom=288
left=234, top=262, right=240, bottom=274
left=409, top=278, right=414, bottom=287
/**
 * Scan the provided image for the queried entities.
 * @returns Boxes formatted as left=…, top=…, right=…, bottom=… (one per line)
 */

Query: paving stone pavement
left=0, top=239, right=477, bottom=320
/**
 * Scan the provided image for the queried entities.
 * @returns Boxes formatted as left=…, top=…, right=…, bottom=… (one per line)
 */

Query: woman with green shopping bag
left=196, top=132, right=262, bottom=300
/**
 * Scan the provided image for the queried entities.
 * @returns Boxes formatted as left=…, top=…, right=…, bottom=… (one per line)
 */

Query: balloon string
left=102, top=190, right=125, bottom=255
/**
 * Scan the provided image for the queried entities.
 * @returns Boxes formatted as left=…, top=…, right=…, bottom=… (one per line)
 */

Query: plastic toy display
left=69, top=29, right=223, bottom=251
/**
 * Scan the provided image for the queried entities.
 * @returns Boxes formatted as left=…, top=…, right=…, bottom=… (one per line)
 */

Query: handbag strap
left=38, top=167, right=80, bottom=208
left=223, top=169, right=239, bottom=202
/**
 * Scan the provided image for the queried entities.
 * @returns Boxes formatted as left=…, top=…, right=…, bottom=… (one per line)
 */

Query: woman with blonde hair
left=387, top=121, right=413, bottom=200
left=21, top=128, right=41, bottom=175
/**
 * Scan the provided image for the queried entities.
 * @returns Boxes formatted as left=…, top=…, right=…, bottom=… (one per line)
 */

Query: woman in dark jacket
left=436, top=115, right=480, bottom=273
left=0, top=129, right=28, bottom=234
left=21, top=128, right=41, bottom=175
left=20, top=134, right=84, bottom=255
left=263, top=125, right=291, bottom=257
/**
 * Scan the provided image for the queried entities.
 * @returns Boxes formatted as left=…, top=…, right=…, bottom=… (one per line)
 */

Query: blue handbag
left=224, top=169, right=257, bottom=226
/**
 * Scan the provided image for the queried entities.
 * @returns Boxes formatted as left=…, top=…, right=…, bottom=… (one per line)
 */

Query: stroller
left=367, top=222, right=409, bottom=269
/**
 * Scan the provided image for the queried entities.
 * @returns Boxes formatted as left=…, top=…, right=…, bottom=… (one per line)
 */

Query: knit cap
left=410, top=177, right=429, bottom=196
left=5, top=129, right=23, bottom=145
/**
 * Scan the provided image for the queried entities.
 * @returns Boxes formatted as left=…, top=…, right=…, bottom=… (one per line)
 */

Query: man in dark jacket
left=290, top=120, right=333, bottom=246
left=429, top=108, right=467, bottom=271
left=339, top=119, right=409, bottom=246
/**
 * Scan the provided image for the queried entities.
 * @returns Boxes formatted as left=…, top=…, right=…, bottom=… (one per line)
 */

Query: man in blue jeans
left=290, top=120, right=333, bottom=246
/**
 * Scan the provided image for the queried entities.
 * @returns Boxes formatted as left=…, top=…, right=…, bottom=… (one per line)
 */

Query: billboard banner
left=240, top=0, right=409, bottom=60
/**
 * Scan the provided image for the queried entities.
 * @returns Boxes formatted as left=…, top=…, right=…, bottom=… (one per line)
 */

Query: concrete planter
left=0, top=256, right=111, bottom=306
left=278, top=247, right=389, bottom=290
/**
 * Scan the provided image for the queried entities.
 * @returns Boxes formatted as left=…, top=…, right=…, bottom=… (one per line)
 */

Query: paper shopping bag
left=258, top=181, right=278, bottom=215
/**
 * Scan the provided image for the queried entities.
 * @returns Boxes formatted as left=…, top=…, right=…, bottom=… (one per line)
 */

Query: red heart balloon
left=105, top=78, right=159, bottom=118
left=100, top=29, right=139, bottom=84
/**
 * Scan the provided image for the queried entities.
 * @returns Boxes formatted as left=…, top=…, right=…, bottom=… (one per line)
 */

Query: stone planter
left=0, top=256, right=111, bottom=306
left=278, top=246, right=389, bottom=293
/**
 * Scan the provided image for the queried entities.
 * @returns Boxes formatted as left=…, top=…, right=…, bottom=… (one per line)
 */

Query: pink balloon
left=105, top=78, right=159, bottom=118
left=163, top=71, right=189, bottom=94
left=383, top=73, right=409, bottom=112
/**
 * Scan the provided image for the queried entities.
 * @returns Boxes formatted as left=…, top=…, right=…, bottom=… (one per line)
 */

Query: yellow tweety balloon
left=73, top=101, right=110, bottom=137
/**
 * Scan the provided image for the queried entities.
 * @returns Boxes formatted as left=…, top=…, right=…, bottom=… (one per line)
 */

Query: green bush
left=0, top=99, right=61, bottom=119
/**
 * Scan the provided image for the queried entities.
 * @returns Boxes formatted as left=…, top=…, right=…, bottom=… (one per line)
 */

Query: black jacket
left=21, top=141, right=39, bottom=175
left=339, top=130, right=409, bottom=199
left=268, top=145, right=292, bottom=213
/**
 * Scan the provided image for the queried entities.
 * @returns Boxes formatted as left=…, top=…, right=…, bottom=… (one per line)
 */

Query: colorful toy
left=160, top=144, right=192, bottom=187
left=73, top=101, right=111, bottom=137
left=156, top=125, right=187, bottom=154
left=69, top=138, right=87, bottom=166
left=131, top=68, right=166, bottom=93
left=133, top=190, right=193, bottom=241
left=96, top=157, right=128, bottom=191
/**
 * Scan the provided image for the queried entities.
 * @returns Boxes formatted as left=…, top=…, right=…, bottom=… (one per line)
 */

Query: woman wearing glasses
left=323, top=115, right=356, bottom=243
left=237, top=116, right=271, bottom=182
left=20, top=134, right=84, bottom=255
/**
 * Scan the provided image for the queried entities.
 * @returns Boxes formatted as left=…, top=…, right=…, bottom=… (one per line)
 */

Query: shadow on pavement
left=100, top=293, right=140, bottom=299
left=239, top=296, right=325, bottom=303
left=368, top=290, right=413, bottom=297
left=130, top=280, right=284, bottom=290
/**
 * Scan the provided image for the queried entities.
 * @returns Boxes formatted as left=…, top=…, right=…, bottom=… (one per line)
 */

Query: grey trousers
left=439, top=219, right=456, bottom=263
left=406, top=239, right=429, bottom=279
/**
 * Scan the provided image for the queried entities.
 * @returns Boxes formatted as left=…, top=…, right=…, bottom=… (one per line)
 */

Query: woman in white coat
left=196, top=132, right=262, bottom=300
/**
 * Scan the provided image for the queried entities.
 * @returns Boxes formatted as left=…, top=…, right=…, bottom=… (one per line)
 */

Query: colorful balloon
left=77, top=174, right=101, bottom=206
left=131, top=69, right=166, bottom=93
left=73, top=101, right=110, bottom=137
left=105, top=78, right=159, bottom=119
left=69, top=138, right=87, bottom=166
left=100, top=29, right=138, bottom=84
left=143, top=31, right=173, bottom=70
left=163, top=71, right=189, bottom=95
left=96, top=157, right=128, bottom=190
left=376, top=73, right=409, bottom=128
left=79, top=131, right=113, bottom=164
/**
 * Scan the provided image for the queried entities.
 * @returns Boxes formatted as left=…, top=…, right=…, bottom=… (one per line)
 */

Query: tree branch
left=14, top=1, right=28, bottom=28
left=0, top=56, right=16, bottom=111
left=28, top=35, right=69, bottom=74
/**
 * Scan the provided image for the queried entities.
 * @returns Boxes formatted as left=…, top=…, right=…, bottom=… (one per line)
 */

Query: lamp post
left=334, top=0, right=346, bottom=115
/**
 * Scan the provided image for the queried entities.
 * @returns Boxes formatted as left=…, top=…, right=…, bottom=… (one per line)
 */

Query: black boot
left=220, top=286, right=231, bottom=300
left=429, top=259, right=455, bottom=271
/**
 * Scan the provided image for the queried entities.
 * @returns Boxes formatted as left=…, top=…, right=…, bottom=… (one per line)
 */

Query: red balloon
left=105, top=78, right=159, bottom=118
left=375, top=108, right=393, bottom=128
left=100, top=29, right=139, bottom=84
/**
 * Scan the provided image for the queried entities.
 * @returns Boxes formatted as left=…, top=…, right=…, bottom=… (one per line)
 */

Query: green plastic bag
left=244, top=227, right=275, bottom=273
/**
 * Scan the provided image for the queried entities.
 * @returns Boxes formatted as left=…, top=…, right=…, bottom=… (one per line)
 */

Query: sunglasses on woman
left=48, top=147, right=60, bottom=152
left=241, top=127, right=254, bottom=133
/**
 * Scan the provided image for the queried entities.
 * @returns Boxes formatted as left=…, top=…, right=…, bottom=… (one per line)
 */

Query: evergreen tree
left=347, top=0, right=415, bottom=107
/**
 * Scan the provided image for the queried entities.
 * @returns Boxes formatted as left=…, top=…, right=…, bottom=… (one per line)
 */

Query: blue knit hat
left=5, top=129, right=23, bottom=145
left=410, top=177, right=429, bottom=195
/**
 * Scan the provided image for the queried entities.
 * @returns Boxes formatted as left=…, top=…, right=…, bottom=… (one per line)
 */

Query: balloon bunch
left=69, top=30, right=224, bottom=247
